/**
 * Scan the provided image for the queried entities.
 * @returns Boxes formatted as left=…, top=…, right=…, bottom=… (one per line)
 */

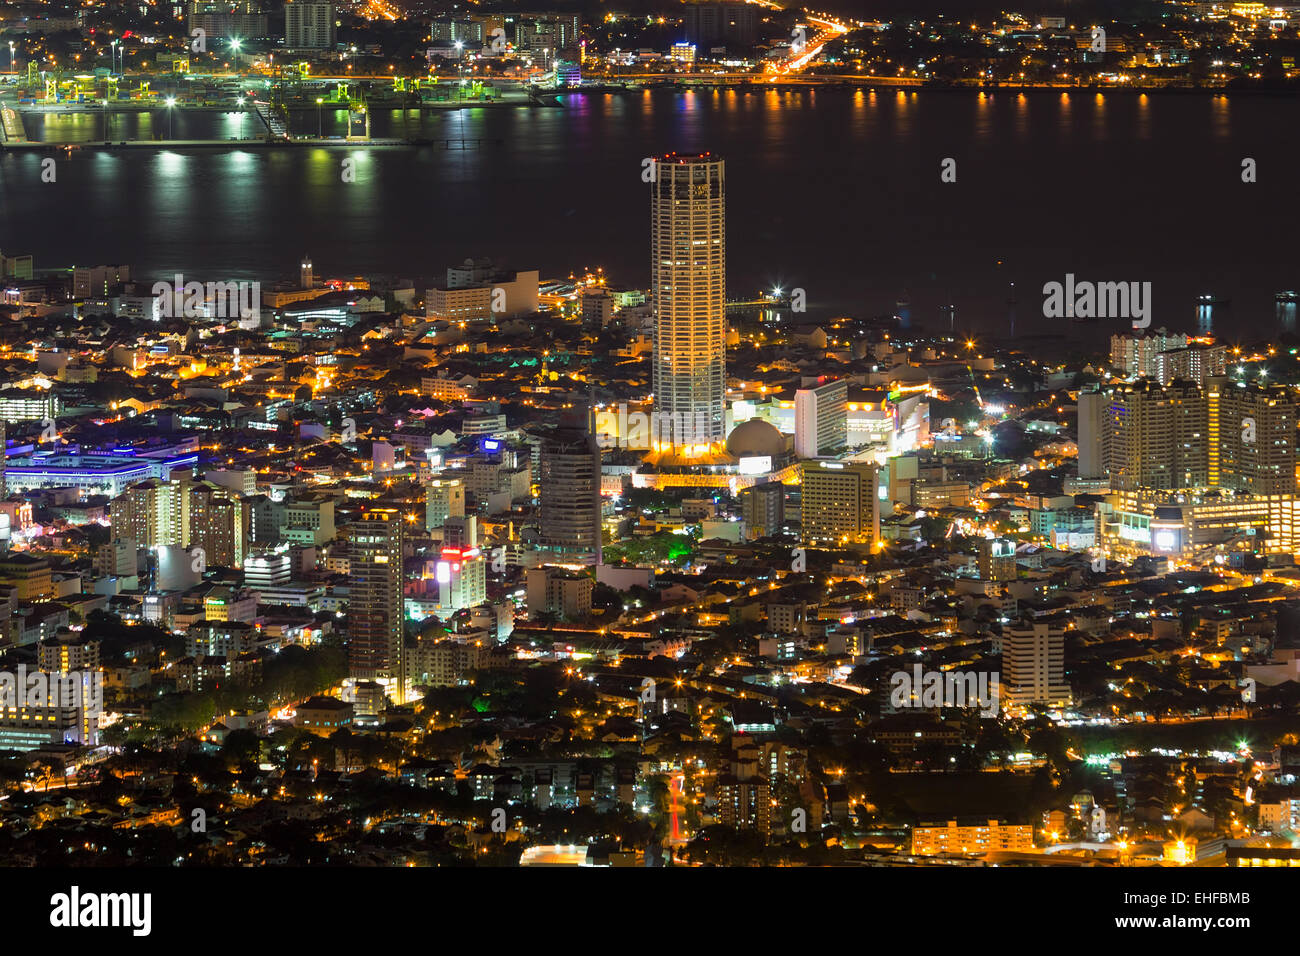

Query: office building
left=436, top=546, right=486, bottom=614
left=0, top=554, right=53, bottom=601
left=93, top=539, right=137, bottom=578
left=538, top=425, right=601, bottom=565
left=1099, top=488, right=1300, bottom=559
left=280, top=497, right=335, bottom=546
left=425, top=477, right=466, bottom=530
left=441, top=515, right=478, bottom=550
left=72, top=265, right=130, bottom=298
left=203, top=586, right=257, bottom=623
left=977, top=536, right=1017, bottom=581
left=742, top=481, right=785, bottom=540
left=425, top=270, right=539, bottom=322
left=9, top=450, right=197, bottom=498
left=0, top=390, right=59, bottom=423
left=244, top=549, right=292, bottom=590
left=651, top=153, right=727, bottom=450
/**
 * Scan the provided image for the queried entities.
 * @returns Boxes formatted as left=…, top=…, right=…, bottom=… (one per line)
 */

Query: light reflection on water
left=4, top=89, right=1300, bottom=349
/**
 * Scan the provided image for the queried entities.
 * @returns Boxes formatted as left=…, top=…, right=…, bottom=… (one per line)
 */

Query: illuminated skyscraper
left=347, top=507, right=407, bottom=703
left=651, top=152, right=726, bottom=450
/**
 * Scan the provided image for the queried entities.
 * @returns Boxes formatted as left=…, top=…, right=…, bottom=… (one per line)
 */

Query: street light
left=316, top=96, right=323, bottom=137
left=8, top=42, right=15, bottom=75
left=165, top=96, right=176, bottom=139
left=230, top=38, right=241, bottom=71
left=455, top=42, right=464, bottom=101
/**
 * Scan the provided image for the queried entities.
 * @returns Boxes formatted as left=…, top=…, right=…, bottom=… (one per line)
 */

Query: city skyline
left=0, top=5, right=1294, bottom=936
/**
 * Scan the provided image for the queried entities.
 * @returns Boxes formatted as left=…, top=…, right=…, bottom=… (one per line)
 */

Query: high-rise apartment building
left=717, top=742, right=772, bottom=839
left=1001, top=621, right=1071, bottom=708
left=1154, top=344, right=1229, bottom=386
left=1094, top=379, right=1294, bottom=494
left=189, top=1, right=269, bottom=41
left=511, top=12, right=582, bottom=62
left=1110, top=329, right=1190, bottom=377
left=285, top=0, right=335, bottom=49
left=1103, top=380, right=1207, bottom=491
left=800, top=461, right=878, bottom=546
left=651, top=153, right=726, bottom=449
left=794, top=378, right=848, bottom=458
left=112, top=474, right=250, bottom=568
left=111, top=478, right=175, bottom=550
left=1076, top=389, right=1107, bottom=481
left=187, top=480, right=252, bottom=569
left=682, top=2, right=759, bottom=46
left=346, top=507, right=407, bottom=703
left=1208, top=378, right=1296, bottom=495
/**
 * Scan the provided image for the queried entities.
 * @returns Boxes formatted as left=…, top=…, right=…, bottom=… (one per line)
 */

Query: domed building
left=639, top=416, right=792, bottom=477
left=725, top=418, right=789, bottom=463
